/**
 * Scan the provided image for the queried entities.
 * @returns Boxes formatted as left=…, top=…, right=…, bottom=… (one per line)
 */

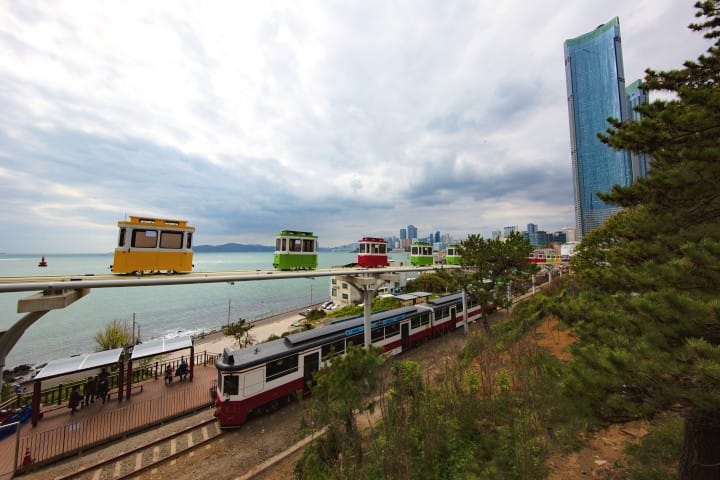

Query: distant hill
left=194, top=243, right=274, bottom=252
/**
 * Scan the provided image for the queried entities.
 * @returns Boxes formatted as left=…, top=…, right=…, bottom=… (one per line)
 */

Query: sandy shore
left=191, top=305, right=320, bottom=354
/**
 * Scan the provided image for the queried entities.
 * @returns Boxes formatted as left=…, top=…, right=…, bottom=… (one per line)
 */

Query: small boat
left=38, top=256, right=47, bottom=267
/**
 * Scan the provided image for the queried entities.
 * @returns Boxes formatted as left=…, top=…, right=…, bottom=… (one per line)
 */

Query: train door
left=303, top=352, right=320, bottom=395
left=401, top=323, right=409, bottom=351
left=450, top=307, right=457, bottom=332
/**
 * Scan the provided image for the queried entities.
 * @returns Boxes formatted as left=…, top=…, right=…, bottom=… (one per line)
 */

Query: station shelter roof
left=393, top=291, right=432, bottom=306
left=130, top=335, right=192, bottom=361
left=34, top=347, right=124, bottom=381
left=394, top=294, right=418, bottom=302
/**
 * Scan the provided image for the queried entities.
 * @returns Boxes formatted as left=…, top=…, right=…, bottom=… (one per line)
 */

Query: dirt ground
left=533, top=317, right=654, bottom=479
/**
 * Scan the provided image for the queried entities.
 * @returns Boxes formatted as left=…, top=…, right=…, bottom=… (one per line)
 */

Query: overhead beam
left=0, top=266, right=455, bottom=294
left=17, top=288, right=90, bottom=313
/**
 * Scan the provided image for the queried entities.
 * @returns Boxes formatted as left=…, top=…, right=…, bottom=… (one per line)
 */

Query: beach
left=192, top=305, right=314, bottom=355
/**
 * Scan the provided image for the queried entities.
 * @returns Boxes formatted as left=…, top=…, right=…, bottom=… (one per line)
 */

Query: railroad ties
left=54, top=418, right=222, bottom=480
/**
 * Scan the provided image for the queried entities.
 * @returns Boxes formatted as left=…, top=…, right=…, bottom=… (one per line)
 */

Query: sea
left=0, top=251, right=409, bottom=369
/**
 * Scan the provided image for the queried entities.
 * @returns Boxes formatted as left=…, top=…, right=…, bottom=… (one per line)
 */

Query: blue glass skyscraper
left=626, top=79, right=651, bottom=180
left=565, top=17, right=633, bottom=239
left=407, top=225, right=418, bottom=241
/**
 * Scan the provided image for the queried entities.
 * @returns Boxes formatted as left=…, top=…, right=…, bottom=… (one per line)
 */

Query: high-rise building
left=564, top=17, right=634, bottom=240
left=527, top=223, right=538, bottom=234
left=503, top=226, right=517, bottom=238
left=626, top=79, right=651, bottom=180
left=563, top=226, right=577, bottom=243
left=400, top=228, right=407, bottom=241
left=407, top=225, right=418, bottom=241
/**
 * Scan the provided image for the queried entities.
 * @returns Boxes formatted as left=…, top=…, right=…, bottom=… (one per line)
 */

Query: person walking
left=177, top=357, right=189, bottom=381
left=68, top=385, right=81, bottom=414
left=84, top=375, right=97, bottom=406
left=97, top=367, right=109, bottom=404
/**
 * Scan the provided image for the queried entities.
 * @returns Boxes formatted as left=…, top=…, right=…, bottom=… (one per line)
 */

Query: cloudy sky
left=0, top=1, right=711, bottom=253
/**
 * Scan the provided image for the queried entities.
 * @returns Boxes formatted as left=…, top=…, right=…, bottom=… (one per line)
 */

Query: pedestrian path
left=0, top=362, right=218, bottom=479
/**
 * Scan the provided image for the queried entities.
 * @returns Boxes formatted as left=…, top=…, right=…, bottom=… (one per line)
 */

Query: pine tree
left=558, top=2, right=720, bottom=477
left=456, top=231, right=537, bottom=331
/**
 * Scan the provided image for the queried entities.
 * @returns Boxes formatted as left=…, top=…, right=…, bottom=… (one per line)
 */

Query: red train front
left=357, top=237, right=389, bottom=268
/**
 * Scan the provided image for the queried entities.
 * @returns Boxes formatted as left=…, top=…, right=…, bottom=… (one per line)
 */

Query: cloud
left=0, top=0, right=712, bottom=252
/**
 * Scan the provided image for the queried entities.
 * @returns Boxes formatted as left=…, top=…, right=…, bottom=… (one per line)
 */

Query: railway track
left=53, top=418, right=222, bottom=480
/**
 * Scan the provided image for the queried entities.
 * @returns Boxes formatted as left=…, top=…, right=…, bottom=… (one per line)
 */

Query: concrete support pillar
left=363, top=288, right=372, bottom=348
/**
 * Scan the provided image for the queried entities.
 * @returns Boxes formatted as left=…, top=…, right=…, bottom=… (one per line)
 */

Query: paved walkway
left=0, top=362, right=218, bottom=479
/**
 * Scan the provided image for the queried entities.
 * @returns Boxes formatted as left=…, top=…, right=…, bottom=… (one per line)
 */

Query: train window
left=348, top=334, right=363, bottom=346
left=290, top=239, right=302, bottom=252
left=118, top=228, right=126, bottom=247
left=303, top=239, right=315, bottom=252
left=378, top=244, right=386, bottom=254
left=371, top=327, right=384, bottom=342
left=322, top=339, right=346, bottom=359
left=385, top=323, right=400, bottom=337
left=131, top=229, right=158, bottom=248
left=186, top=232, right=192, bottom=249
left=266, top=354, right=299, bottom=382
left=276, top=238, right=282, bottom=251
left=223, top=375, right=239, bottom=396
left=159, top=231, right=183, bottom=249
left=411, top=312, right=429, bottom=329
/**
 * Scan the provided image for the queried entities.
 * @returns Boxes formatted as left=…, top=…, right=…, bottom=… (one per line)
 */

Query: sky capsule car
left=445, top=244, right=461, bottom=265
left=272, top=230, right=318, bottom=270
left=111, top=216, right=194, bottom=275
left=409, top=241, right=434, bottom=266
left=357, top=237, right=389, bottom=268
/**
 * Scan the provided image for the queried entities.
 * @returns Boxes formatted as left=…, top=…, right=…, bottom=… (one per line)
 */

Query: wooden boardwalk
left=0, top=363, right=218, bottom=479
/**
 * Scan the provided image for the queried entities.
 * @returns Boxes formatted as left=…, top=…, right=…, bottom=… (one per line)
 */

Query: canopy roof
left=130, top=335, right=192, bottom=360
left=35, top=348, right=124, bottom=381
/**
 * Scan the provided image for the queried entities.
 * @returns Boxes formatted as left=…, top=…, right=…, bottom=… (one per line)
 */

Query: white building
left=329, top=260, right=408, bottom=306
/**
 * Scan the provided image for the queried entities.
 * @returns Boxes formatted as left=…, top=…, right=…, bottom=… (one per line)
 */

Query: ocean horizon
left=0, top=251, right=408, bottom=369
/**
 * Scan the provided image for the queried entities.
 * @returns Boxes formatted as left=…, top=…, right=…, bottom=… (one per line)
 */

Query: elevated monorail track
left=0, top=265, right=457, bottom=293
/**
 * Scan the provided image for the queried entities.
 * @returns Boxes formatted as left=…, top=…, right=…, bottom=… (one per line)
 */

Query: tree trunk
left=678, top=409, right=720, bottom=480
left=481, top=310, right=490, bottom=334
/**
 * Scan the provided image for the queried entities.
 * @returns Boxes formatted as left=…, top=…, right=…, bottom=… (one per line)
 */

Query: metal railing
left=1, top=351, right=219, bottom=412
left=15, top=378, right=217, bottom=473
